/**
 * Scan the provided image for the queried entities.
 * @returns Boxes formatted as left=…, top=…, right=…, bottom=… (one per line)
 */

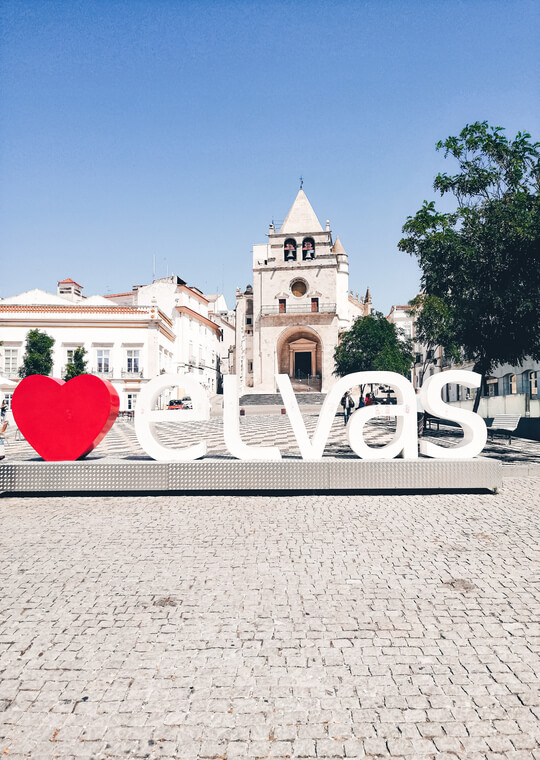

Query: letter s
left=419, top=371, right=487, bottom=459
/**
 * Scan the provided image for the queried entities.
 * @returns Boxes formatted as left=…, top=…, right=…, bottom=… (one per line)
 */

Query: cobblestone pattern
left=1, top=479, right=539, bottom=758
left=4, top=413, right=540, bottom=468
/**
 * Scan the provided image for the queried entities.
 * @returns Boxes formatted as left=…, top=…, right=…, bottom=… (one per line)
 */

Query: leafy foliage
left=399, top=122, right=540, bottom=390
left=407, top=294, right=461, bottom=383
left=334, top=312, right=413, bottom=378
left=63, top=347, right=88, bottom=381
left=19, top=329, right=55, bottom=378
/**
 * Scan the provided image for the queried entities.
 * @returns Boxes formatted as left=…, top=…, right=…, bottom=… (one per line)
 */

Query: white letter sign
left=277, top=371, right=417, bottom=460
left=134, top=370, right=487, bottom=462
left=135, top=373, right=210, bottom=461
left=223, top=375, right=281, bottom=460
left=419, top=370, right=487, bottom=459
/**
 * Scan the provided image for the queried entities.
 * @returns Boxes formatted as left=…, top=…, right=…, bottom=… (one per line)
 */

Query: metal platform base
left=0, top=458, right=502, bottom=494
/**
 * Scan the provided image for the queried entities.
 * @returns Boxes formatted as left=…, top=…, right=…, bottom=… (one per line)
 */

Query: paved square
left=3, top=411, right=540, bottom=469
left=1, top=479, right=539, bottom=759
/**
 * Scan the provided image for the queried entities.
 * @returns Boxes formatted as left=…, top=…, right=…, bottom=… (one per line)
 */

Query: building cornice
left=0, top=304, right=152, bottom=315
left=178, top=285, right=209, bottom=304
left=175, top=306, right=221, bottom=335
left=1, top=318, right=153, bottom=329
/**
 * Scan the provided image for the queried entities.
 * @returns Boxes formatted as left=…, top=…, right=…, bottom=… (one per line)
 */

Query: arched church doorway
left=276, top=327, right=322, bottom=392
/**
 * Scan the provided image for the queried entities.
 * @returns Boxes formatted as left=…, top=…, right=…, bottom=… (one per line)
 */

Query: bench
left=424, top=413, right=455, bottom=432
left=487, top=414, right=520, bottom=445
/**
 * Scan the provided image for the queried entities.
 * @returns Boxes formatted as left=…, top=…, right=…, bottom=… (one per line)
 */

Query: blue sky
left=1, top=0, right=538, bottom=313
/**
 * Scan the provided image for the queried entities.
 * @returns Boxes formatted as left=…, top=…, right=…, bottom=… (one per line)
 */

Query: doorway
left=294, top=351, right=312, bottom=377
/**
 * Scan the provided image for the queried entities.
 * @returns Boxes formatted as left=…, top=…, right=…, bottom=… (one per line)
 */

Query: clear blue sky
left=1, top=0, right=538, bottom=314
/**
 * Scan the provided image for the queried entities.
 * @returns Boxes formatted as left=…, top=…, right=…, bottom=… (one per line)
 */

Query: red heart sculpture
left=12, top=374, right=120, bottom=461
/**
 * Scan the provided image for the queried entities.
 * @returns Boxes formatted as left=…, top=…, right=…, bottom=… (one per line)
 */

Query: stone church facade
left=235, top=189, right=371, bottom=393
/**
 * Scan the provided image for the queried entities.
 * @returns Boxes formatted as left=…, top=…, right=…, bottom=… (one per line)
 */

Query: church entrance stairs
left=239, top=392, right=326, bottom=406
left=290, top=375, right=322, bottom=393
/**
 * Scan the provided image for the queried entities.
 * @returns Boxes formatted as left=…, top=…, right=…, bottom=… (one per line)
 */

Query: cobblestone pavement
left=1, top=480, right=539, bottom=759
left=3, top=412, right=540, bottom=470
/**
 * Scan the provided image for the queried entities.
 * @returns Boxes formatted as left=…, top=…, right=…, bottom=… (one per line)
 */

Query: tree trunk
left=472, top=360, right=488, bottom=414
left=472, top=386, right=482, bottom=414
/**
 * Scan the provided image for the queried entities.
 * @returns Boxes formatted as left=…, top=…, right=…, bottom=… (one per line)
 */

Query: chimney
left=57, top=278, right=84, bottom=301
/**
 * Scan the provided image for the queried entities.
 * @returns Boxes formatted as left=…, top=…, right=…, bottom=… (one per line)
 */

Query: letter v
left=276, top=374, right=335, bottom=460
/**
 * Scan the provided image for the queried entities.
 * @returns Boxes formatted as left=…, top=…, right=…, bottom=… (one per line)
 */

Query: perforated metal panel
left=0, top=458, right=502, bottom=494
left=0, top=461, right=168, bottom=493
left=167, top=460, right=331, bottom=491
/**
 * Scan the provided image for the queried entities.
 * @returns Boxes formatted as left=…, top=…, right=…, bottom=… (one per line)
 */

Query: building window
left=66, top=349, right=75, bottom=363
left=126, top=349, right=140, bottom=373
left=291, top=280, right=307, bottom=297
left=278, top=299, right=286, bottom=313
left=284, top=238, right=297, bottom=261
left=311, top=298, right=319, bottom=312
left=4, top=349, right=18, bottom=375
left=127, top=393, right=137, bottom=410
left=302, top=237, right=315, bottom=260
left=246, top=317, right=252, bottom=325
left=97, top=349, right=110, bottom=373
left=248, top=361, right=253, bottom=373
left=486, top=378, right=498, bottom=396
left=3, top=393, right=13, bottom=410
left=530, top=371, right=538, bottom=397
left=503, top=373, right=517, bottom=395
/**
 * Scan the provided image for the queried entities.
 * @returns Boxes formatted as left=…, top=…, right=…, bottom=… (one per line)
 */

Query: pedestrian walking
left=341, top=391, right=355, bottom=425
left=0, top=400, right=6, bottom=420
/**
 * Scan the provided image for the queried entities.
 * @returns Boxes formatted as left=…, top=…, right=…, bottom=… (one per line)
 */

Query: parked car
left=167, top=399, right=183, bottom=409
left=181, top=396, right=193, bottom=409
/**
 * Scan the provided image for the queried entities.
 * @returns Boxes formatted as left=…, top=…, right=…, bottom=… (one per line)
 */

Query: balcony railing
left=3, top=369, right=20, bottom=379
left=260, top=302, right=336, bottom=316
left=121, top=368, right=144, bottom=378
left=92, top=367, right=114, bottom=378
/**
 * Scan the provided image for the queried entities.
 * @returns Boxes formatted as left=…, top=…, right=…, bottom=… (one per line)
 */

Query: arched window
left=503, top=373, right=517, bottom=395
left=284, top=239, right=297, bottom=261
left=302, top=237, right=315, bottom=260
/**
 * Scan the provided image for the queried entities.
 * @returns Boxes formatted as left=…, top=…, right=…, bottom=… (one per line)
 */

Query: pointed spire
left=331, top=236, right=346, bottom=255
left=365, top=287, right=371, bottom=302
left=279, top=189, right=323, bottom=234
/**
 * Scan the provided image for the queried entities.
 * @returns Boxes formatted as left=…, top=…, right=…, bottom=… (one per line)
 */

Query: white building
left=1, top=275, right=224, bottom=411
left=205, top=294, right=236, bottom=381
left=235, top=188, right=370, bottom=393
left=106, top=276, right=222, bottom=394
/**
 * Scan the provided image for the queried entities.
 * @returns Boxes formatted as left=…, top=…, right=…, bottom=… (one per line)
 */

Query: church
left=235, top=188, right=371, bottom=393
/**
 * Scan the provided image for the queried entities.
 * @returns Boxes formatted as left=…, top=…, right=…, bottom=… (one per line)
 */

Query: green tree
left=63, top=347, right=88, bottom=381
left=407, top=293, right=461, bottom=385
left=334, top=312, right=413, bottom=378
left=399, top=122, right=540, bottom=411
left=18, top=329, right=55, bottom=378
